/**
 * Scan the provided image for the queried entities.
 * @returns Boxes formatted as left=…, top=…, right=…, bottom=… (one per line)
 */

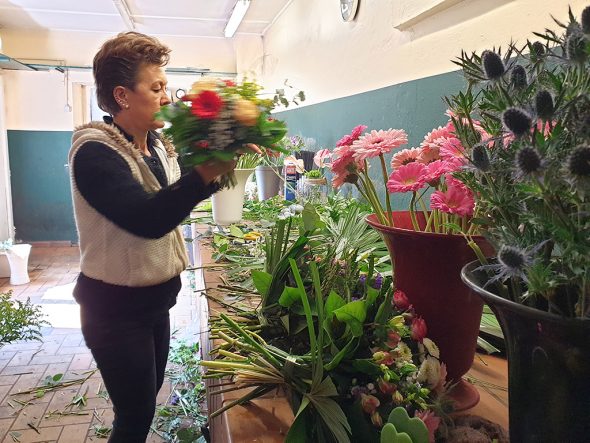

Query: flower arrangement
left=330, top=122, right=480, bottom=238
left=202, top=261, right=447, bottom=443
left=446, top=6, right=590, bottom=317
left=158, top=78, right=289, bottom=188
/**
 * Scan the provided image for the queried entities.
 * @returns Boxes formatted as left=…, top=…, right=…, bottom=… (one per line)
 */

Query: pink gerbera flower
left=331, top=145, right=363, bottom=188
left=423, top=160, right=456, bottom=184
left=336, top=125, right=367, bottom=147
left=439, top=137, right=467, bottom=163
left=353, top=129, right=408, bottom=161
left=314, top=149, right=332, bottom=168
left=391, top=147, right=421, bottom=169
left=387, top=162, right=427, bottom=193
left=430, top=177, right=475, bottom=217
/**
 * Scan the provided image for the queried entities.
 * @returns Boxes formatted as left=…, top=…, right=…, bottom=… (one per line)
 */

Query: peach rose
left=233, top=98, right=260, bottom=126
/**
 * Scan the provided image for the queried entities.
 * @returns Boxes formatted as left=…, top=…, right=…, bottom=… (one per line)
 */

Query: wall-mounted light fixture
left=113, top=0, right=136, bottom=30
left=224, top=0, right=251, bottom=38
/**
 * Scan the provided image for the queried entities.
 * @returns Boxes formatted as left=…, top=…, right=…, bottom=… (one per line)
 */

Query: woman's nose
left=161, top=92, right=171, bottom=106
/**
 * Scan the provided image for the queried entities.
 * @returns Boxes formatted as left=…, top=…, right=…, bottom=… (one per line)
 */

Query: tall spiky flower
left=566, top=33, right=588, bottom=63
left=516, top=146, right=543, bottom=176
left=530, top=41, right=545, bottom=61
left=481, top=50, right=505, bottom=80
left=472, top=144, right=491, bottom=172
left=582, top=5, right=590, bottom=34
left=503, top=107, right=533, bottom=137
left=510, top=65, right=528, bottom=89
left=567, top=145, right=590, bottom=177
left=535, top=90, right=554, bottom=120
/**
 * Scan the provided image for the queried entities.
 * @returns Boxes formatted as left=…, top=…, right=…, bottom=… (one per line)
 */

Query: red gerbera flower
left=191, top=90, right=223, bottom=120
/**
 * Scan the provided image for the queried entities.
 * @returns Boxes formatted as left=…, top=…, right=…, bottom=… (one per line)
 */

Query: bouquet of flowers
left=445, top=6, right=590, bottom=317
left=158, top=78, right=289, bottom=188
left=330, top=122, right=479, bottom=237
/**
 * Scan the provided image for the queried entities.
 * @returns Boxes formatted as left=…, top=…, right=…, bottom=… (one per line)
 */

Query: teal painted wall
left=274, top=70, right=466, bottom=209
left=8, top=130, right=77, bottom=242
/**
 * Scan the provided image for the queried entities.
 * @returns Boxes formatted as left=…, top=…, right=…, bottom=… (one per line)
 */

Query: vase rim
left=365, top=212, right=486, bottom=240
left=461, top=260, right=589, bottom=324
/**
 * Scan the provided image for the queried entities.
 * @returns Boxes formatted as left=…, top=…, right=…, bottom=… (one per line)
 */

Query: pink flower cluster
left=385, top=115, right=482, bottom=217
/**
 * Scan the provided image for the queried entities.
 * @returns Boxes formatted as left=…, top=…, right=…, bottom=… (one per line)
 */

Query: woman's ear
left=113, top=86, right=129, bottom=110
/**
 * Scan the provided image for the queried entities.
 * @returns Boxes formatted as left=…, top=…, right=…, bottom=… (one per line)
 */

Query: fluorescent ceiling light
left=113, top=0, right=136, bottom=30
left=224, top=0, right=251, bottom=38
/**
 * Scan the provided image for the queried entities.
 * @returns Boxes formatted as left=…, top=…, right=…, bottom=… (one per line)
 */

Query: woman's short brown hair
left=93, top=32, right=171, bottom=115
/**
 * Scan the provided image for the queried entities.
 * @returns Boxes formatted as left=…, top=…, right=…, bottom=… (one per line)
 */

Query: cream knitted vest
left=69, top=122, right=188, bottom=287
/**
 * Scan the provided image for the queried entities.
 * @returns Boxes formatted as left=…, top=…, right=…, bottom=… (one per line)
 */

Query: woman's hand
left=194, top=144, right=261, bottom=184
left=195, top=159, right=237, bottom=185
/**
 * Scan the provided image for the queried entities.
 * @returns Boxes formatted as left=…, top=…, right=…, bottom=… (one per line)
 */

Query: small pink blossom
left=336, top=125, right=367, bottom=147
left=314, top=149, right=332, bottom=168
left=353, top=129, right=408, bottom=161
left=411, top=317, right=428, bottom=342
left=393, top=289, right=410, bottom=310
left=386, top=330, right=401, bottom=348
left=430, top=177, right=475, bottom=217
left=373, top=351, right=395, bottom=366
left=361, top=393, right=380, bottom=414
left=391, top=147, right=421, bottom=169
left=378, top=378, right=397, bottom=395
left=414, top=410, right=441, bottom=443
left=386, top=162, right=427, bottom=193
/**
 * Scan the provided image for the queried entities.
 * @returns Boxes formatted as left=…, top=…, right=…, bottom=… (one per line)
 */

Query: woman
left=69, top=32, right=239, bottom=442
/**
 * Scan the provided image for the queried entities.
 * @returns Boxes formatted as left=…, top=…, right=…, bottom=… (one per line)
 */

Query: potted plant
left=255, top=135, right=304, bottom=200
left=449, top=6, right=590, bottom=442
left=330, top=122, right=493, bottom=411
left=298, top=149, right=333, bottom=204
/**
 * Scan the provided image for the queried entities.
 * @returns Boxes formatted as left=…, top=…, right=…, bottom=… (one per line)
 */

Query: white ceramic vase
left=6, top=244, right=32, bottom=285
left=211, top=169, right=254, bottom=226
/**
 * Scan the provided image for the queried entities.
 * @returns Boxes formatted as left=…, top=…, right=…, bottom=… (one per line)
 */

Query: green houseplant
left=449, top=6, right=590, bottom=442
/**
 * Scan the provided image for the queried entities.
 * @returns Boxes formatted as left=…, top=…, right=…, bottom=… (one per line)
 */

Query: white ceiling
left=0, top=0, right=292, bottom=38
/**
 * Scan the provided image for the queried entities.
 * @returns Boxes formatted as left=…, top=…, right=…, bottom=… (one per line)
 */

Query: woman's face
left=123, top=64, right=170, bottom=130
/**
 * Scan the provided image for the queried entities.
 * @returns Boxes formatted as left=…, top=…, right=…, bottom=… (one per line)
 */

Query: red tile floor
left=0, top=245, right=201, bottom=443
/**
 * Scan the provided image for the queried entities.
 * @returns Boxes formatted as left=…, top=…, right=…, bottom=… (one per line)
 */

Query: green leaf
left=285, top=399, right=310, bottom=443
left=302, top=204, right=321, bottom=232
left=333, top=300, right=367, bottom=337
left=312, top=376, right=338, bottom=397
left=352, top=359, right=382, bottom=376
left=229, top=225, right=244, bottom=238
left=251, top=270, right=272, bottom=296
left=366, top=286, right=380, bottom=307
left=278, top=286, right=302, bottom=307
left=324, top=338, right=359, bottom=371
left=309, top=396, right=351, bottom=443
left=324, top=291, right=346, bottom=319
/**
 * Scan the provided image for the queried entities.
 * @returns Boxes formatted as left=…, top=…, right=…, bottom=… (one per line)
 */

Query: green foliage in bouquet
left=446, top=5, right=590, bottom=318
left=158, top=78, right=290, bottom=188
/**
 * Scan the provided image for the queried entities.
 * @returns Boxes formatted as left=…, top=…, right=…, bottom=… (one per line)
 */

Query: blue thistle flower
left=481, top=50, right=505, bottom=80
left=502, top=107, right=533, bottom=137
left=510, top=65, right=527, bottom=89
left=535, top=90, right=554, bottom=120
left=516, top=146, right=543, bottom=176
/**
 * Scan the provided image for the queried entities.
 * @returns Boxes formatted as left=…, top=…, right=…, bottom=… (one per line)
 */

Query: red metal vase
left=366, top=211, right=493, bottom=411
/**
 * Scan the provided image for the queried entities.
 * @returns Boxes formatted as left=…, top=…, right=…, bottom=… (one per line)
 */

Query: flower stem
left=379, top=154, right=394, bottom=225
left=409, top=192, right=420, bottom=231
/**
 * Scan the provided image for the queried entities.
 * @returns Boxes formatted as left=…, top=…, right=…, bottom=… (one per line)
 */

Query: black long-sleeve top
left=72, top=118, right=217, bottom=317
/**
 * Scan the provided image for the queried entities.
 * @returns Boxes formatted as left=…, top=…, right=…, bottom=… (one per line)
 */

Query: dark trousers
left=80, top=307, right=171, bottom=443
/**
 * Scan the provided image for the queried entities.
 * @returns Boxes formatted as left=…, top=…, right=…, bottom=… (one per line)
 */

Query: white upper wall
left=260, top=0, right=589, bottom=106
left=0, top=28, right=236, bottom=72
